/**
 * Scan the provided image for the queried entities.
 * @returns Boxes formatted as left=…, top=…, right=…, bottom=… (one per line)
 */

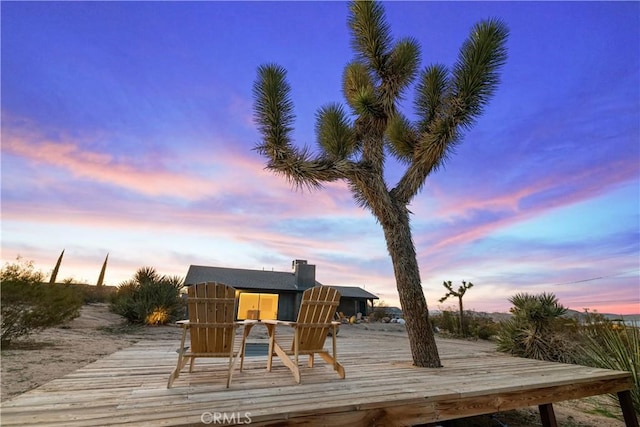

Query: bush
left=51, top=275, right=117, bottom=304
left=1, top=258, right=83, bottom=346
left=579, top=320, right=640, bottom=414
left=432, top=310, right=459, bottom=335
left=496, top=292, right=579, bottom=363
left=465, top=312, right=500, bottom=340
left=110, top=267, right=184, bottom=325
left=77, top=284, right=117, bottom=304
left=431, top=310, right=499, bottom=340
left=369, top=302, right=390, bottom=322
left=497, top=294, right=639, bottom=413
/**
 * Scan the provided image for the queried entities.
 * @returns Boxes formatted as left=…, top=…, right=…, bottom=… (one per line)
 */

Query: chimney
left=293, top=259, right=315, bottom=290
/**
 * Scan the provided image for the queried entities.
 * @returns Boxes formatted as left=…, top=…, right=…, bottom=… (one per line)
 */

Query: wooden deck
left=1, top=326, right=636, bottom=426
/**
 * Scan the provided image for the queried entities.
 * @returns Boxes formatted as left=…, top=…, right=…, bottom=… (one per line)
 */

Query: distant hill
left=564, top=309, right=640, bottom=323
left=430, top=309, right=512, bottom=323
left=431, top=309, right=640, bottom=324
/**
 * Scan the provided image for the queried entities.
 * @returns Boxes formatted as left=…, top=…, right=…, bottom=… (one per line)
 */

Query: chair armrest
left=235, top=320, right=259, bottom=326
left=261, top=319, right=294, bottom=327
left=176, top=320, right=189, bottom=325
left=331, top=321, right=341, bottom=326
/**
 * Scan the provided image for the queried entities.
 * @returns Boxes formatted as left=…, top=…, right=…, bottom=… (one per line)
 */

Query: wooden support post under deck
left=539, top=403, right=558, bottom=427
left=618, top=390, right=639, bottom=427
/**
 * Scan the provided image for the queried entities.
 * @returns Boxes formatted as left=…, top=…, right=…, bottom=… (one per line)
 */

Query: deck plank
left=0, top=328, right=633, bottom=427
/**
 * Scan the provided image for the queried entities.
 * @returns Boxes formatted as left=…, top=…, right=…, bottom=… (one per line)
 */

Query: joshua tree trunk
left=382, top=203, right=441, bottom=367
left=459, top=297, right=465, bottom=336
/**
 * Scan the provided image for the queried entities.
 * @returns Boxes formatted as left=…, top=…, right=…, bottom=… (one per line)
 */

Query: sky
left=1, top=1, right=638, bottom=315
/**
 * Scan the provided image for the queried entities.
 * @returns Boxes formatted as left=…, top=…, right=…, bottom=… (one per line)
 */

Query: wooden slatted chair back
left=187, top=282, right=237, bottom=355
left=293, top=286, right=340, bottom=352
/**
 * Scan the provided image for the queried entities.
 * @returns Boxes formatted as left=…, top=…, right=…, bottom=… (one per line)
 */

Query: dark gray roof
left=185, top=265, right=310, bottom=291
left=185, top=265, right=377, bottom=300
left=329, top=285, right=379, bottom=300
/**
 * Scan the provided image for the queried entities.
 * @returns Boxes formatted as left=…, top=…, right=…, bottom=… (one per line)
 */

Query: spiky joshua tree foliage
left=253, top=1, right=508, bottom=367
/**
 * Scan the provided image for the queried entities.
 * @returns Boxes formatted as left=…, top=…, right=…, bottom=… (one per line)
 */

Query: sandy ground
left=0, top=304, right=629, bottom=426
left=1, top=303, right=183, bottom=402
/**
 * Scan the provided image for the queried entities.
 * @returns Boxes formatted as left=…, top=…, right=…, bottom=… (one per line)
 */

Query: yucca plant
left=49, top=249, right=64, bottom=284
left=110, top=267, right=184, bottom=325
left=497, top=292, right=577, bottom=363
left=580, top=321, right=640, bottom=414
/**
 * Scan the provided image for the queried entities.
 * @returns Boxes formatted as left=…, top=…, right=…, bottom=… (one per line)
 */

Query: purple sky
left=2, top=1, right=638, bottom=314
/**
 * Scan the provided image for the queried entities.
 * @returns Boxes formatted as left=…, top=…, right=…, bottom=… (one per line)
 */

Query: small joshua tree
left=439, top=280, right=473, bottom=336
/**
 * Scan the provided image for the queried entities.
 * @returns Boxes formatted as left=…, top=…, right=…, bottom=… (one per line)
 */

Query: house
left=184, top=259, right=378, bottom=321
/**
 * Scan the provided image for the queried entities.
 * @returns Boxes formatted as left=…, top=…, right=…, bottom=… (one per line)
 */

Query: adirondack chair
left=167, top=282, right=251, bottom=388
left=262, top=286, right=345, bottom=383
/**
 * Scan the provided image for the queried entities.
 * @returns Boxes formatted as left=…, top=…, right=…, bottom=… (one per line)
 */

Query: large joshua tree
left=253, top=1, right=508, bottom=367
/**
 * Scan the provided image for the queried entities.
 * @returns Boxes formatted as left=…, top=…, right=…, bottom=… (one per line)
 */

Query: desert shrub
left=432, top=310, right=499, bottom=340
left=74, top=284, right=117, bottom=304
left=110, top=282, right=138, bottom=320
left=50, top=274, right=117, bottom=304
left=431, top=310, right=459, bottom=335
left=465, top=312, right=500, bottom=340
left=442, top=310, right=459, bottom=333
left=496, top=292, right=579, bottom=363
left=110, top=267, right=184, bottom=325
left=1, top=257, right=83, bottom=346
left=579, top=320, right=640, bottom=414
left=369, top=302, right=390, bottom=322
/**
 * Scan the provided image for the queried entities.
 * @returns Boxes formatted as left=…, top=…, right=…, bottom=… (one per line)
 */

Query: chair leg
left=332, top=326, right=338, bottom=371
left=239, top=323, right=253, bottom=372
left=308, top=354, right=314, bottom=368
left=272, top=342, right=301, bottom=383
left=293, top=328, right=299, bottom=367
left=318, top=351, right=346, bottom=379
left=226, top=336, right=237, bottom=389
left=239, top=343, right=246, bottom=373
left=168, top=327, right=189, bottom=388
left=266, top=324, right=276, bottom=372
left=167, top=366, right=178, bottom=389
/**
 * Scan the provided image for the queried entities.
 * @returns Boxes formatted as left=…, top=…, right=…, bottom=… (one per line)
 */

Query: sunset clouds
left=2, top=1, right=638, bottom=314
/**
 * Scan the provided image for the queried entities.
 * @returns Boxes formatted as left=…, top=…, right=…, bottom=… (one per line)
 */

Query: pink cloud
left=414, top=157, right=638, bottom=255
left=3, top=131, right=216, bottom=200
left=2, top=120, right=361, bottom=222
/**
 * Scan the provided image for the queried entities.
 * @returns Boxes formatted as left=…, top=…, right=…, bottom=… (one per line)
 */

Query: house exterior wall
left=337, top=297, right=371, bottom=317
left=277, top=292, right=297, bottom=321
